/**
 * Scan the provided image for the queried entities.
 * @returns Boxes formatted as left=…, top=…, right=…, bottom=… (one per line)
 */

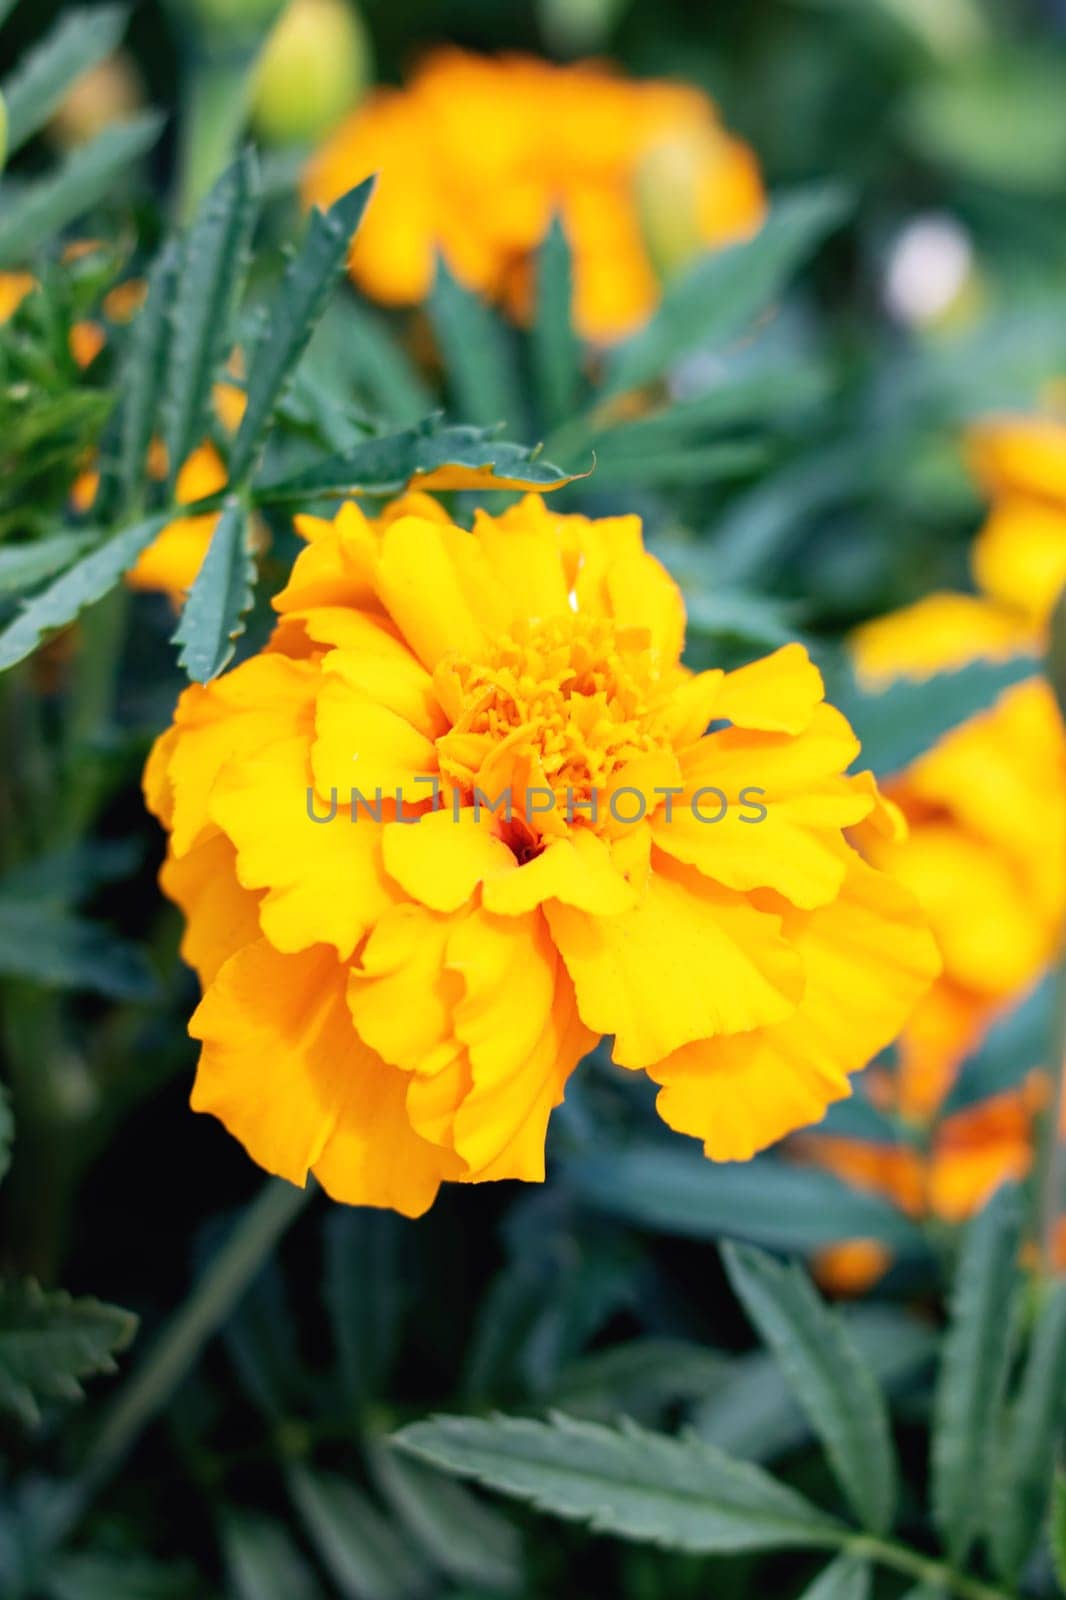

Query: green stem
left=1037, top=958, right=1066, bottom=1275
left=844, top=1533, right=1014, bottom=1600
left=50, top=1175, right=313, bottom=1545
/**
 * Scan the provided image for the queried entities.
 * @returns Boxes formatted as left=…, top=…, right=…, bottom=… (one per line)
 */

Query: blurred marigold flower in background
left=968, top=411, right=1066, bottom=628
left=807, top=578, right=1066, bottom=1292
left=303, top=50, right=766, bottom=342
left=144, top=491, right=938, bottom=1215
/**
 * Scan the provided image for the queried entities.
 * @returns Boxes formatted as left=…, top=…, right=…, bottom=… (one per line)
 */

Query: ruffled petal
left=159, top=832, right=262, bottom=984
left=482, top=829, right=635, bottom=915
left=711, top=643, right=825, bottom=734
left=382, top=805, right=516, bottom=912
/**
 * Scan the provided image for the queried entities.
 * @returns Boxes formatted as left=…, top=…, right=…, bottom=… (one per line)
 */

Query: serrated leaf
left=171, top=499, right=253, bottom=682
left=943, top=978, right=1053, bottom=1115
left=0, top=532, right=95, bottom=596
left=604, top=185, right=849, bottom=396
left=288, top=1466, right=431, bottom=1600
left=221, top=1510, right=323, bottom=1600
left=833, top=654, right=1040, bottom=777
left=0, top=509, right=171, bottom=672
left=0, top=1280, right=137, bottom=1426
left=531, top=216, right=581, bottom=429
left=568, top=1144, right=926, bottom=1254
left=255, top=419, right=581, bottom=504
left=428, top=256, right=526, bottom=431
left=324, top=1208, right=410, bottom=1411
left=228, top=178, right=374, bottom=484
left=370, top=1441, right=523, bottom=1593
left=722, top=1244, right=897, bottom=1534
left=931, top=1185, right=1022, bottom=1566
left=97, top=237, right=181, bottom=518
left=1051, top=1469, right=1066, bottom=1595
left=798, top=1556, right=872, bottom=1600
left=989, top=1282, right=1066, bottom=1581
left=394, top=1412, right=844, bottom=1555
left=0, top=113, right=162, bottom=267
left=161, top=152, right=259, bottom=493
left=0, top=1084, right=12, bottom=1187
left=0, top=900, right=158, bottom=999
left=1, top=5, right=128, bottom=157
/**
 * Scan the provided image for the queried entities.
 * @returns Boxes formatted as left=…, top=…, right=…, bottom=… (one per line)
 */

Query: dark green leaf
left=943, top=979, right=1053, bottom=1115
left=255, top=419, right=579, bottom=503
left=171, top=499, right=253, bottom=682
left=219, top=1256, right=299, bottom=1419
left=568, top=1145, right=926, bottom=1253
left=101, top=239, right=181, bottom=515
left=162, top=151, right=259, bottom=493
left=798, top=1556, right=872, bottom=1600
left=324, top=1208, right=410, bottom=1412
left=0, top=1084, right=11, bottom=1187
left=1051, top=1468, right=1066, bottom=1595
left=833, top=654, right=1041, bottom=777
left=0, top=509, right=171, bottom=672
left=2, top=5, right=127, bottom=156
left=306, top=296, right=433, bottom=427
left=0, top=113, right=163, bottom=267
left=393, top=1412, right=844, bottom=1554
left=370, top=1441, right=524, bottom=1593
left=531, top=217, right=581, bottom=429
left=549, top=1339, right=728, bottom=1424
left=44, top=1551, right=201, bottom=1600
left=288, top=1466, right=431, bottom=1600
left=0, top=532, right=94, bottom=596
left=428, top=256, right=526, bottom=431
left=590, top=438, right=768, bottom=488
left=0, top=900, right=158, bottom=999
left=228, top=178, right=375, bottom=483
left=604, top=185, right=849, bottom=395
left=0, top=1280, right=137, bottom=1426
left=931, top=1185, right=1022, bottom=1565
left=722, top=1244, right=897, bottom=1533
left=989, top=1283, right=1066, bottom=1581
left=221, top=1510, right=323, bottom=1600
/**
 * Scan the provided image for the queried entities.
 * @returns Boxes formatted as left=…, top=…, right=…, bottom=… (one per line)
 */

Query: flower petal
left=382, top=805, right=517, bottom=912
left=482, top=829, right=635, bottom=916
left=712, top=643, right=825, bottom=734
left=159, top=832, right=262, bottom=984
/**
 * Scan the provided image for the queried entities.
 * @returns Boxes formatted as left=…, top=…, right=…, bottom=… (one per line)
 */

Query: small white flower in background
left=883, top=213, right=975, bottom=329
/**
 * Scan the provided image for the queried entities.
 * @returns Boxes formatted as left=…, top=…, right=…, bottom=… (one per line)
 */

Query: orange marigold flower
left=145, top=491, right=938, bottom=1215
left=303, top=50, right=766, bottom=342
left=967, top=411, right=1066, bottom=629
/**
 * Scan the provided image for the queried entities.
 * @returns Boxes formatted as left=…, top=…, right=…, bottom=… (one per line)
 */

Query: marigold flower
left=967, top=412, right=1066, bottom=629
left=145, top=491, right=938, bottom=1215
left=303, top=50, right=765, bottom=342
left=806, top=592, right=1066, bottom=1291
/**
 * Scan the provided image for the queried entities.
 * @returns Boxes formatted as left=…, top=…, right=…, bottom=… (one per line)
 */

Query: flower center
left=434, top=615, right=673, bottom=827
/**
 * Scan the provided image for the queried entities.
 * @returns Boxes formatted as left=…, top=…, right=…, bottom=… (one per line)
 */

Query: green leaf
left=833, top=654, right=1040, bottom=777
left=428, top=256, right=526, bottom=431
left=255, top=419, right=580, bottom=503
left=228, top=178, right=375, bottom=484
left=97, top=238, right=180, bottom=518
left=218, top=1255, right=299, bottom=1418
left=393, top=1411, right=844, bottom=1555
left=568, top=1145, right=926, bottom=1254
left=0, top=113, right=162, bottom=267
left=161, top=151, right=259, bottom=493
left=287, top=1466, right=431, bottom=1600
left=798, top=1556, right=872, bottom=1600
left=171, top=499, right=252, bottom=682
left=989, top=1282, right=1066, bottom=1581
left=694, top=1307, right=936, bottom=1465
left=931, top=1185, right=1022, bottom=1566
left=0, top=899, right=159, bottom=999
left=44, top=1551, right=201, bottom=1600
left=603, top=185, right=849, bottom=395
left=943, top=978, right=1053, bottom=1115
left=370, top=1440, right=524, bottom=1594
left=324, top=1208, right=410, bottom=1411
left=0, top=509, right=171, bottom=672
left=1051, top=1469, right=1066, bottom=1595
left=0, top=1280, right=137, bottom=1426
left=221, top=1510, right=323, bottom=1600
left=305, top=296, right=434, bottom=428
left=589, top=437, right=768, bottom=488
left=531, top=217, right=582, bottom=429
left=549, top=1338, right=728, bottom=1424
left=1, top=5, right=128, bottom=157
left=0, top=1083, right=12, bottom=1187
left=722, top=1245, right=896, bottom=1534
left=0, top=532, right=94, bottom=596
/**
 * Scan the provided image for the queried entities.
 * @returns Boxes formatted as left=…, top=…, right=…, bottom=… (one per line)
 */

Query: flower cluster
left=303, top=49, right=765, bottom=342
left=145, top=490, right=938, bottom=1215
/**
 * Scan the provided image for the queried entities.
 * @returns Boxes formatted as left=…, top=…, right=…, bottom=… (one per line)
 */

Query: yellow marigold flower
left=806, top=592, right=1066, bottom=1291
left=303, top=50, right=766, bottom=343
left=144, top=491, right=937, bottom=1215
left=0, top=271, right=35, bottom=322
left=967, top=412, right=1066, bottom=628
